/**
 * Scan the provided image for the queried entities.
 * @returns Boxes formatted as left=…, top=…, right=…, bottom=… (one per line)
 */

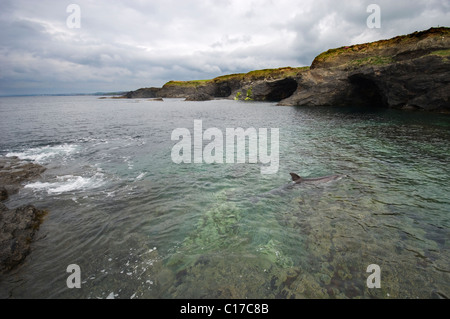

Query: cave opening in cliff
left=266, top=78, right=298, bottom=101
left=215, top=85, right=232, bottom=98
left=348, top=75, right=388, bottom=108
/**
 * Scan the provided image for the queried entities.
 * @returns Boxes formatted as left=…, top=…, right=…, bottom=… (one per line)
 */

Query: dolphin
left=289, top=172, right=343, bottom=184
left=251, top=172, right=344, bottom=203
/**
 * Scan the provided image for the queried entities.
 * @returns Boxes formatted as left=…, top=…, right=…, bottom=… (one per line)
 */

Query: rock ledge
left=0, top=156, right=47, bottom=273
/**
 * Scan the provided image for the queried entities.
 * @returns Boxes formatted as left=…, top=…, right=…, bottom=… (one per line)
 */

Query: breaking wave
left=25, top=173, right=105, bottom=195
left=6, top=143, right=78, bottom=164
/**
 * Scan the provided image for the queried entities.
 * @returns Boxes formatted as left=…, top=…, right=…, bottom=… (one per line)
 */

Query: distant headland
left=125, top=27, right=450, bottom=113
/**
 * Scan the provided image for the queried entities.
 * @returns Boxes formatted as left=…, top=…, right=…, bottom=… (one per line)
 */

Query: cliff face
left=224, top=69, right=302, bottom=102
left=125, top=67, right=305, bottom=101
left=280, top=27, right=450, bottom=111
left=126, top=27, right=450, bottom=112
left=124, top=87, right=160, bottom=99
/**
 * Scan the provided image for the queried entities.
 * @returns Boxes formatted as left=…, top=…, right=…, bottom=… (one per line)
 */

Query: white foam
left=25, top=173, right=105, bottom=195
left=6, top=144, right=78, bottom=164
left=135, top=173, right=146, bottom=181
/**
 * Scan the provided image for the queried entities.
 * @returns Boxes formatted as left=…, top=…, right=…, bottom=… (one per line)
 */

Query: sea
left=0, top=96, right=448, bottom=299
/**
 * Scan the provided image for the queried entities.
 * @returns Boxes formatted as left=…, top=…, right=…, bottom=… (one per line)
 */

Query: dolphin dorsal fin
left=290, top=173, right=301, bottom=182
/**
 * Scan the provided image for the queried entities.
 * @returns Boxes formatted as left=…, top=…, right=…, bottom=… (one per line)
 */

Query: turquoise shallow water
left=0, top=96, right=449, bottom=298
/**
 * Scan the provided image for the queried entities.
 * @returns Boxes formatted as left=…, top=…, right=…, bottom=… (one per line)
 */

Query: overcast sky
left=0, top=0, right=448, bottom=95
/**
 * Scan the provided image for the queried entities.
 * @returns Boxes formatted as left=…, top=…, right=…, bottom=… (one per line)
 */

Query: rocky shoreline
left=125, top=27, right=449, bottom=113
left=0, top=156, right=47, bottom=274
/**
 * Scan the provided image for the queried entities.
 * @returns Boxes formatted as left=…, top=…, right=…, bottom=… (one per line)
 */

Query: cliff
left=126, top=67, right=305, bottom=101
left=125, top=27, right=450, bottom=112
left=280, top=27, right=450, bottom=111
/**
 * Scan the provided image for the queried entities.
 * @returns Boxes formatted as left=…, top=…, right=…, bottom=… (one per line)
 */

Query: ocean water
left=0, top=96, right=449, bottom=299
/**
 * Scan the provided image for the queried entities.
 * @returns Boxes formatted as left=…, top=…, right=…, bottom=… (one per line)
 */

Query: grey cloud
left=0, top=0, right=448, bottom=95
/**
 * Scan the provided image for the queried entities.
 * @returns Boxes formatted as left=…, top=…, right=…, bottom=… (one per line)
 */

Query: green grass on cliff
left=349, top=56, right=394, bottom=68
left=244, top=67, right=308, bottom=80
left=213, top=73, right=246, bottom=83
left=313, top=27, right=450, bottom=66
left=163, top=66, right=309, bottom=88
left=430, top=49, right=450, bottom=56
left=164, top=79, right=210, bottom=88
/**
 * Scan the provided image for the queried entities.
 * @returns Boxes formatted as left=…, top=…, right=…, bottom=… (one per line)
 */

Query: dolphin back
left=302, top=174, right=343, bottom=183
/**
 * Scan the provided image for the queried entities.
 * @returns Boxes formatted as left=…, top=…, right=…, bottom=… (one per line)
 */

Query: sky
left=0, top=0, right=449, bottom=95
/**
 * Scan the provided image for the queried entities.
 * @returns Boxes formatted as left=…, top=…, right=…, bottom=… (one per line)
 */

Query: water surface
left=0, top=96, right=448, bottom=298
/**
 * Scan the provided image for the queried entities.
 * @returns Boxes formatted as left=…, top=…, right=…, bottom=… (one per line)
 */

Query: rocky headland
left=0, top=156, right=47, bottom=274
left=125, top=27, right=449, bottom=112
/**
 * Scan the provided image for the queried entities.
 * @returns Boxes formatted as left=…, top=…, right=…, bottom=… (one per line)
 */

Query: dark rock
left=0, top=156, right=46, bottom=196
left=125, top=87, right=161, bottom=98
left=159, top=82, right=198, bottom=98
left=234, top=77, right=299, bottom=101
left=0, top=156, right=47, bottom=273
left=258, top=77, right=298, bottom=101
left=0, top=204, right=47, bottom=273
left=0, top=187, right=7, bottom=202
left=185, top=93, right=213, bottom=101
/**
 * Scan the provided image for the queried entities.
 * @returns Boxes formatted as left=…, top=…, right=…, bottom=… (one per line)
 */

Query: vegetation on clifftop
left=164, top=79, right=210, bottom=88
left=312, top=27, right=450, bottom=68
left=243, top=67, right=308, bottom=81
left=163, top=66, right=309, bottom=89
left=348, top=56, right=394, bottom=68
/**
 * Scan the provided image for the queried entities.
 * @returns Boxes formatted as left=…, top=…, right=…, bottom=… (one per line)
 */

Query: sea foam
left=25, top=173, right=105, bottom=195
left=6, top=144, right=78, bottom=164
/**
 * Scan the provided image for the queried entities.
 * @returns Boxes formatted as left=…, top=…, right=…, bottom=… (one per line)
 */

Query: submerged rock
left=0, top=156, right=46, bottom=198
left=0, top=204, right=47, bottom=273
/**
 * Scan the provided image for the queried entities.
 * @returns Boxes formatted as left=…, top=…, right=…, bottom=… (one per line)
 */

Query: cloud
left=0, top=0, right=449, bottom=95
